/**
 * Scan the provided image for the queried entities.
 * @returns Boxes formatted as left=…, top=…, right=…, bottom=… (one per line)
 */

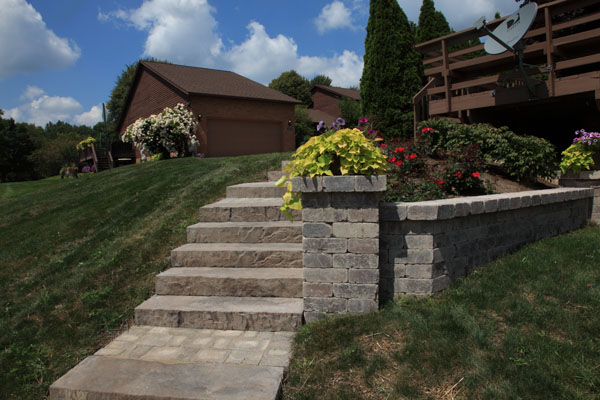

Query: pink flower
left=421, top=127, right=434, bottom=134
left=359, top=117, right=369, bottom=123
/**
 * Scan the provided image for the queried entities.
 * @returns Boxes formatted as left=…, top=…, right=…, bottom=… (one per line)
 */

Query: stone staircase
left=49, top=163, right=303, bottom=400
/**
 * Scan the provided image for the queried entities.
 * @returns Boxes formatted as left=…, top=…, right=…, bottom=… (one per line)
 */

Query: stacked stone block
left=559, top=171, right=600, bottom=224
left=292, top=175, right=386, bottom=323
left=379, top=188, right=594, bottom=301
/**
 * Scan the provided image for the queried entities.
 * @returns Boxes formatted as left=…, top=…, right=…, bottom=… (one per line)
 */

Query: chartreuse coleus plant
left=276, top=127, right=388, bottom=220
left=560, top=129, right=600, bottom=174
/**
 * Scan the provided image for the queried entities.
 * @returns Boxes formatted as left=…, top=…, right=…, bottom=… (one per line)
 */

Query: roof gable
left=141, top=61, right=301, bottom=104
left=311, top=85, right=360, bottom=101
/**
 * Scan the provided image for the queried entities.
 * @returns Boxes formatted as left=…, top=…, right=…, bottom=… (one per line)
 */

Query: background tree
left=310, top=75, right=333, bottom=87
left=361, top=0, right=423, bottom=138
left=268, top=70, right=312, bottom=106
left=106, top=61, right=138, bottom=136
left=416, top=0, right=451, bottom=44
left=339, top=97, right=362, bottom=127
left=0, top=115, right=39, bottom=182
left=28, top=132, right=81, bottom=178
left=294, top=106, right=316, bottom=147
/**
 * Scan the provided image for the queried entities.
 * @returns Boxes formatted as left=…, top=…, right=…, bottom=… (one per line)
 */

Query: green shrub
left=294, top=106, right=315, bottom=147
left=418, top=119, right=557, bottom=182
left=560, top=144, right=594, bottom=174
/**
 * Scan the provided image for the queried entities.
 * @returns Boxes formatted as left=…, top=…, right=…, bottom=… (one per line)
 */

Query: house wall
left=311, top=88, right=342, bottom=118
left=378, top=188, right=594, bottom=301
left=119, top=69, right=188, bottom=135
left=191, top=95, right=295, bottom=156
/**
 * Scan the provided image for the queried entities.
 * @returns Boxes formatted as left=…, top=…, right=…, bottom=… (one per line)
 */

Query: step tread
left=174, top=243, right=303, bottom=252
left=158, top=267, right=303, bottom=280
left=187, top=221, right=302, bottom=229
left=136, top=295, right=304, bottom=315
left=49, top=355, right=283, bottom=400
left=227, top=182, right=282, bottom=189
left=203, top=197, right=283, bottom=208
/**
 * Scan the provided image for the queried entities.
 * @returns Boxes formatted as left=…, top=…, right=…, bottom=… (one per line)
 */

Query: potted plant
left=560, top=129, right=600, bottom=174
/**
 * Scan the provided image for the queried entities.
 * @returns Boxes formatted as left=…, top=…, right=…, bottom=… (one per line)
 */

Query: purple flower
left=355, top=126, right=364, bottom=131
left=336, top=118, right=345, bottom=126
left=359, top=117, right=368, bottom=124
left=332, top=122, right=338, bottom=130
left=82, top=166, right=91, bottom=173
left=317, top=121, right=324, bottom=132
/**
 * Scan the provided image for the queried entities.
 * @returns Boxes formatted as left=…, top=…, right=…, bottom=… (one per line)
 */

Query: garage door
left=207, top=119, right=282, bottom=157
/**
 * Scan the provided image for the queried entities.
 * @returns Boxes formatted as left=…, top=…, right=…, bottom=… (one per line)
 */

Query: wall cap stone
left=380, top=187, right=593, bottom=221
left=292, top=175, right=386, bottom=193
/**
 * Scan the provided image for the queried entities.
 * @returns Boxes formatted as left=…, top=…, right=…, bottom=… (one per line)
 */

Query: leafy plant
left=418, top=119, right=557, bottom=182
left=277, top=121, right=388, bottom=219
left=560, top=145, right=595, bottom=174
left=76, top=136, right=97, bottom=151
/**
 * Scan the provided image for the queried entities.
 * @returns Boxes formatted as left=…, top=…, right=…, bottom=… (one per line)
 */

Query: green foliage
left=560, top=144, right=595, bottom=174
left=0, top=152, right=291, bottom=399
left=294, top=106, right=316, bottom=147
left=310, top=75, right=333, bottom=87
left=277, top=127, right=388, bottom=219
left=0, top=117, right=39, bottom=182
left=269, top=70, right=312, bottom=106
left=29, top=133, right=82, bottom=179
left=419, top=119, right=558, bottom=182
left=361, top=0, right=423, bottom=138
left=416, top=0, right=451, bottom=44
left=338, top=97, right=362, bottom=127
left=106, top=62, right=138, bottom=134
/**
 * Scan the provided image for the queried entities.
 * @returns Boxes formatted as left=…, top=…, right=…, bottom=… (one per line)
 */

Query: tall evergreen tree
left=416, top=0, right=451, bottom=44
left=361, top=0, right=423, bottom=138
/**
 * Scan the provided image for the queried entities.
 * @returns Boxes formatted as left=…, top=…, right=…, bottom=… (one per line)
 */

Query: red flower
left=395, top=160, right=403, bottom=167
left=472, top=172, right=481, bottom=178
left=455, top=172, right=463, bottom=178
left=394, top=147, right=405, bottom=153
left=388, top=156, right=396, bottom=163
left=421, top=127, right=434, bottom=134
left=436, top=179, right=445, bottom=185
left=381, top=143, right=387, bottom=148
left=407, top=154, right=417, bottom=160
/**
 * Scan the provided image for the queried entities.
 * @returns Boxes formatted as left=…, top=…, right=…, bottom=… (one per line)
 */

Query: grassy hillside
left=0, top=153, right=290, bottom=399
left=283, top=225, right=600, bottom=400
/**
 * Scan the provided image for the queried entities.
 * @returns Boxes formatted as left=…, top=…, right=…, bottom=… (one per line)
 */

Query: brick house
left=117, top=61, right=300, bottom=158
left=307, top=85, right=360, bottom=126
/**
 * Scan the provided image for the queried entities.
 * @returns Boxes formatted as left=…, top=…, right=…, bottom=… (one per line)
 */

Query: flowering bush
left=560, top=129, right=600, bottom=173
left=122, top=103, right=198, bottom=159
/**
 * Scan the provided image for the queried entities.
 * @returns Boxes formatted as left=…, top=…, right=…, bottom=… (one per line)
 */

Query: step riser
left=135, top=309, right=302, bottom=332
left=267, top=171, right=287, bottom=181
left=226, top=186, right=286, bottom=198
left=171, top=250, right=302, bottom=268
left=187, top=226, right=301, bottom=244
left=198, top=206, right=301, bottom=223
left=156, top=276, right=302, bottom=298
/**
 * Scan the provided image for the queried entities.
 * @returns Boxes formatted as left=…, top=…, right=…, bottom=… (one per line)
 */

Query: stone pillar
left=292, top=175, right=386, bottom=323
left=560, top=171, right=600, bottom=223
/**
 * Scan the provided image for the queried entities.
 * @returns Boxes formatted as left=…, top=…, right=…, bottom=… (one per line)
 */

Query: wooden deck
left=414, top=0, right=600, bottom=135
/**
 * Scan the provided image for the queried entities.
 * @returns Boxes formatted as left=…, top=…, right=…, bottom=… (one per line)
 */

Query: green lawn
left=0, top=153, right=290, bottom=399
left=284, top=225, right=600, bottom=400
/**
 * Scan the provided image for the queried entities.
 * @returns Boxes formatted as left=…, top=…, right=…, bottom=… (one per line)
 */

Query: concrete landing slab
left=49, top=355, right=283, bottom=400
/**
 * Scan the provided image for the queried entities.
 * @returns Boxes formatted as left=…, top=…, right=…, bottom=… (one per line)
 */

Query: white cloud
left=315, top=1, right=354, bottom=34
left=73, top=104, right=103, bottom=126
left=6, top=86, right=102, bottom=127
left=20, top=85, right=45, bottom=101
left=0, top=0, right=80, bottom=79
left=397, top=0, right=516, bottom=31
left=102, top=0, right=364, bottom=87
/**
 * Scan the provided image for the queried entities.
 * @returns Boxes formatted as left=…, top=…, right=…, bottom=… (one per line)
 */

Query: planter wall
left=292, top=175, right=386, bottom=323
left=560, top=171, right=600, bottom=223
left=379, top=188, right=594, bottom=301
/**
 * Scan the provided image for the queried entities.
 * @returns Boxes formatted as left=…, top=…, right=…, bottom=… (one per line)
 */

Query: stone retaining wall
left=379, top=188, right=595, bottom=301
left=559, top=171, right=600, bottom=223
left=292, top=175, right=386, bottom=322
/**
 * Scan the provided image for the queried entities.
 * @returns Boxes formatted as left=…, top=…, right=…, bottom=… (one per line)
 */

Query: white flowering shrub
left=122, top=103, right=198, bottom=158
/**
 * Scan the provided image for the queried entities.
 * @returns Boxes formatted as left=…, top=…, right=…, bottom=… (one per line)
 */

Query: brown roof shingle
left=141, top=61, right=301, bottom=104
left=312, top=85, right=360, bottom=101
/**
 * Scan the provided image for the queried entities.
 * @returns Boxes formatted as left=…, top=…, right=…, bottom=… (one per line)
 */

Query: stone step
left=226, top=182, right=286, bottom=199
left=171, top=243, right=303, bottom=268
left=156, top=267, right=303, bottom=297
left=49, top=355, right=284, bottom=400
left=135, top=296, right=304, bottom=332
left=198, top=198, right=301, bottom=222
left=268, top=170, right=287, bottom=181
left=187, top=221, right=302, bottom=244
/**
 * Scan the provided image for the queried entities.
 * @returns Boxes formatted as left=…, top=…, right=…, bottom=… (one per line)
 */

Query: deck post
left=544, top=7, right=556, bottom=97
left=442, top=39, right=451, bottom=114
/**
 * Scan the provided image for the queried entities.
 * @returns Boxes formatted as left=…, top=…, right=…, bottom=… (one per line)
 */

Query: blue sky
left=0, top=0, right=515, bottom=127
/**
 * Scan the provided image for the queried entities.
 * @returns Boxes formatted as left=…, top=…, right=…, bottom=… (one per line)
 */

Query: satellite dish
left=484, top=3, right=538, bottom=55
